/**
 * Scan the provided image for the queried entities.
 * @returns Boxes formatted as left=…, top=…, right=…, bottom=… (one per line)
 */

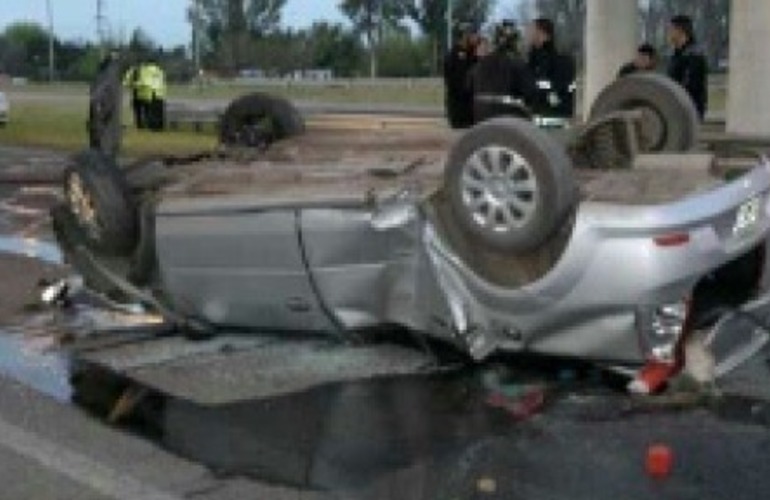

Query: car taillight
left=653, top=233, right=690, bottom=247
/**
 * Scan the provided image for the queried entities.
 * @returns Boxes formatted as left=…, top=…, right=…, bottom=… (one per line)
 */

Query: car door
left=155, top=201, right=334, bottom=332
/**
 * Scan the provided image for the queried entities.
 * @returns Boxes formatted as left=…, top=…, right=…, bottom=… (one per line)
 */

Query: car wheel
left=63, top=149, right=137, bottom=256
left=445, top=118, right=576, bottom=253
left=589, top=73, right=699, bottom=153
left=219, top=92, right=305, bottom=147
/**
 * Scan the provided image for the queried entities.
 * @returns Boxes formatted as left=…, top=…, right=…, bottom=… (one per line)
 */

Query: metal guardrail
left=166, top=74, right=730, bottom=132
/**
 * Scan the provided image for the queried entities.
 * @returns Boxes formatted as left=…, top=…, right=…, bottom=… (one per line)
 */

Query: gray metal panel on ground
left=76, top=334, right=436, bottom=405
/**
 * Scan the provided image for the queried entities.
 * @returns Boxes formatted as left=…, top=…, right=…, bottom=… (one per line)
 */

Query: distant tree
left=377, top=32, right=432, bottom=77
left=196, top=0, right=287, bottom=73
left=339, top=0, right=410, bottom=77
left=0, top=22, right=54, bottom=79
left=246, top=0, right=286, bottom=33
left=342, top=0, right=496, bottom=76
left=406, top=0, right=496, bottom=38
left=126, top=28, right=157, bottom=63
left=304, top=22, right=365, bottom=77
left=65, top=45, right=102, bottom=81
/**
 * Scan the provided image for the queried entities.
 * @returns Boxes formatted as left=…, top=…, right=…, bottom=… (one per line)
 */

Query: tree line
left=193, top=0, right=496, bottom=77
left=0, top=1, right=732, bottom=82
left=0, top=22, right=193, bottom=82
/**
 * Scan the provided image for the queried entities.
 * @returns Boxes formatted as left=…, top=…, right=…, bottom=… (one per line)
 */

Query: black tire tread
left=219, top=92, right=305, bottom=147
left=589, top=73, right=698, bottom=153
left=444, top=118, right=576, bottom=253
left=63, top=149, right=137, bottom=255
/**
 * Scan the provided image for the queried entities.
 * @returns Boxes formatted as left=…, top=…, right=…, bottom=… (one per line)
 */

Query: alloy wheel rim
left=460, top=145, right=539, bottom=234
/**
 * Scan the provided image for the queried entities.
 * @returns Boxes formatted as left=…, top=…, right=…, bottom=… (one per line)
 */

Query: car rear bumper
left=426, top=161, right=770, bottom=363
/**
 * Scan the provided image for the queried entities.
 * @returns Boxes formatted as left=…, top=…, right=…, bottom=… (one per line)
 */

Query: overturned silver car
left=53, top=73, right=770, bottom=393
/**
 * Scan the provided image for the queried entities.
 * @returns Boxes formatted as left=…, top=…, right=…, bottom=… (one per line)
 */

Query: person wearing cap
left=667, top=15, right=708, bottom=119
left=618, top=43, right=658, bottom=78
left=443, top=23, right=478, bottom=129
left=526, top=18, right=576, bottom=118
left=469, top=21, right=536, bottom=124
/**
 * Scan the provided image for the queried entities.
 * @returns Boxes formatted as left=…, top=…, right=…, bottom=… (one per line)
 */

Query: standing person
left=123, top=64, right=147, bottom=129
left=143, top=59, right=167, bottom=131
left=618, top=43, right=658, bottom=78
left=526, top=18, right=576, bottom=119
left=667, top=15, right=708, bottom=119
left=443, top=24, right=478, bottom=129
left=469, top=22, right=536, bottom=124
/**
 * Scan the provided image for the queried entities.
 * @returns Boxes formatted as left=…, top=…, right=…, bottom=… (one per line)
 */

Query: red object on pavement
left=634, top=362, right=682, bottom=394
left=646, top=444, right=674, bottom=479
left=486, top=387, right=546, bottom=422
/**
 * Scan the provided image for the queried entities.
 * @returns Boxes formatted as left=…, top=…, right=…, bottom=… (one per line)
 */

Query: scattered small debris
left=645, top=444, right=674, bottom=479
left=486, top=386, right=546, bottom=422
left=476, top=477, right=498, bottom=495
left=108, top=385, right=149, bottom=424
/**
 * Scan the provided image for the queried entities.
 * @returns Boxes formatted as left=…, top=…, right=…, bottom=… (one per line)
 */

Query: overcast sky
left=0, top=0, right=345, bottom=47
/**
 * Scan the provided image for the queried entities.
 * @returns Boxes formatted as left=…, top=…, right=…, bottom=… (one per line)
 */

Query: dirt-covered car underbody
left=51, top=69, right=770, bottom=393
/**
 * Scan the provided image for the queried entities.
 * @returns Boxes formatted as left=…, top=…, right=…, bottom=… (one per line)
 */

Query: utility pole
left=446, top=0, right=454, bottom=51
left=45, top=0, right=55, bottom=82
left=366, top=0, right=377, bottom=79
left=96, top=0, right=108, bottom=50
left=192, top=0, right=200, bottom=73
left=375, top=0, right=383, bottom=78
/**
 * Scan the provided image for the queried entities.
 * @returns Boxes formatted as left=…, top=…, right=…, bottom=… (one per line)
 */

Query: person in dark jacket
left=443, top=24, right=478, bottom=129
left=526, top=18, right=576, bottom=118
left=469, top=22, right=536, bottom=124
left=618, top=43, right=658, bottom=78
left=667, top=15, right=708, bottom=119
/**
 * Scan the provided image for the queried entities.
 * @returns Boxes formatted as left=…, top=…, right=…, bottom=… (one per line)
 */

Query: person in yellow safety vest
left=123, top=61, right=167, bottom=131
left=123, top=64, right=148, bottom=129
left=140, top=61, right=167, bottom=131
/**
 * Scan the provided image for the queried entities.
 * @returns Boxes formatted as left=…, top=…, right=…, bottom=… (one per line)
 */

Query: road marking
left=0, top=416, right=184, bottom=500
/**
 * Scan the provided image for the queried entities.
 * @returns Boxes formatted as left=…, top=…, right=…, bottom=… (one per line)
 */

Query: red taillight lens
left=654, top=233, right=690, bottom=247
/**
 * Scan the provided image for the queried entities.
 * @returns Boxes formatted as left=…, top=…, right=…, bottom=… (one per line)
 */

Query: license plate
left=733, top=196, right=763, bottom=237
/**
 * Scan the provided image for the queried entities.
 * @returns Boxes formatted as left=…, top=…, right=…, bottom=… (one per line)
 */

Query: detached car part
left=219, top=92, right=306, bottom=148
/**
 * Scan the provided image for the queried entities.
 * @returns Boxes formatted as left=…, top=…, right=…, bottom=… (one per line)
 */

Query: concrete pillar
left=727, top=0, right=770, bottom=135
left=584, top=0, right=640, bottom=117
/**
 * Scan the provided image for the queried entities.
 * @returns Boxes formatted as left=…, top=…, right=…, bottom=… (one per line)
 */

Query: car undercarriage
left=49, top=65, right=770, bottom=394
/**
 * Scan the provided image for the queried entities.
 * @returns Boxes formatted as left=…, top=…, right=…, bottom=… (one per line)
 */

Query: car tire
left=589, top=73, right=699, bottom=153
left=63, top=149, right=137, bottom=256
left=219, top=92, right=305, bottom=147
left=444, top=118, right=576, bottom=253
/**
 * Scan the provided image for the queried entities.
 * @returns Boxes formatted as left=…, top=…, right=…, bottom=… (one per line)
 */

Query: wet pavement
left=0, top=145, right=68, bottom=184
left=1, top=145, right=770, bottom=499
left=2, top=326, right=770, bottom=500
left=0, top=179, right=64, bottom=322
